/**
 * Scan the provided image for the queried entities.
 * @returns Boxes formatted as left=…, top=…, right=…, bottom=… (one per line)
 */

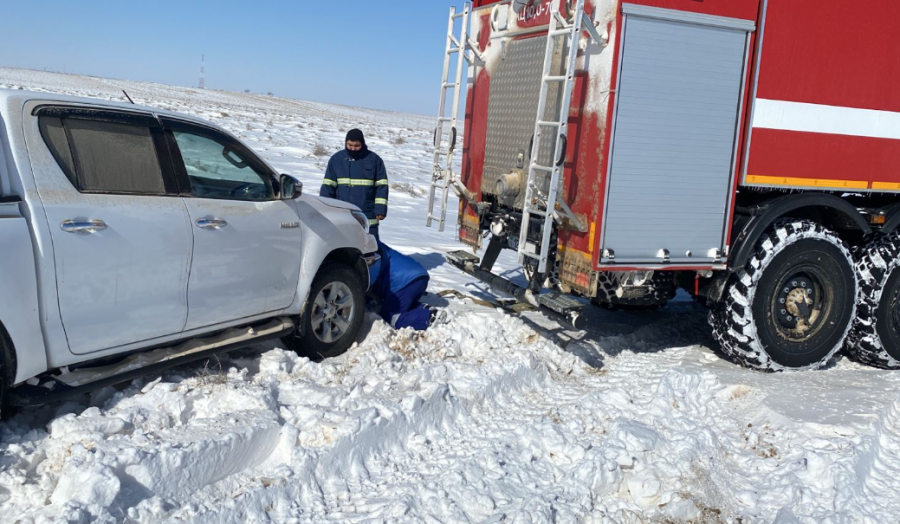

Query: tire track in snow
left=834, top=395, right=900, bottom=521
left=173, top=310, right=773, bottom=523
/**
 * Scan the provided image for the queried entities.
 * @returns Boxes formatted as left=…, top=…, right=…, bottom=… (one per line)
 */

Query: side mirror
left=280, top=174, right=303, bottom=200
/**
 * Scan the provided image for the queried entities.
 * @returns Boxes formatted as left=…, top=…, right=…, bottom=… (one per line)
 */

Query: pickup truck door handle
left=196, top=218, right=228, bottom=230
left=60, top=219, right=108, bottom=233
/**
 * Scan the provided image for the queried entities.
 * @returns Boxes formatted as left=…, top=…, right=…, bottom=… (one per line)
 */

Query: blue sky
left=0, top=0, right=461, bottom=115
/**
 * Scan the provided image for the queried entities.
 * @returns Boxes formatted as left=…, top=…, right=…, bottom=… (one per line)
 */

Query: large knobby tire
left=710, top=220, right=857, bottom=371
left=283, top=264, right=365, bottom=360
left=845, top=231, right=900, bottom=369
left=592, top=271, right=676, bottom=311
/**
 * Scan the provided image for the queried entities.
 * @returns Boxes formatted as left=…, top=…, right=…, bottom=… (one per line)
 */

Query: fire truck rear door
left=600, top=5, right=755, bottom=265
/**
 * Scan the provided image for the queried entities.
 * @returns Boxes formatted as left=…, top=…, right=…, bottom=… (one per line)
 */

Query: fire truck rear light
left=576, top=272, right=591, bottom=289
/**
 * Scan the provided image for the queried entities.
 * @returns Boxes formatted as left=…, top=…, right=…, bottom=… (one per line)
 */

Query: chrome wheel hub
left=311, top=282, right=355, bottom=344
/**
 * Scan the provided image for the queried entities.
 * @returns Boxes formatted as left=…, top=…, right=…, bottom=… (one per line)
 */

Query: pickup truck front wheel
left=0, top=326, right=12, bottom=418
left=284, top=264, right=365, bottom=360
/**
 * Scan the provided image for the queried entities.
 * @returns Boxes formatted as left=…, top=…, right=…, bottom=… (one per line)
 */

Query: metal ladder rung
left=517, top=0, right=588, bottom=273
left=427, top=2, right=473, bottom=233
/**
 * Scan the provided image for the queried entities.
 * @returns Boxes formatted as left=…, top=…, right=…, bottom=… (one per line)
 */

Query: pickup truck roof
left=0, top=88, right=278, bottom=196
left=0, top=88, right=217, bottom=130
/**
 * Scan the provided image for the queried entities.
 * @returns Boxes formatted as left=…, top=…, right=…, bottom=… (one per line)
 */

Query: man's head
left=345, top=128, right=367, bottom=159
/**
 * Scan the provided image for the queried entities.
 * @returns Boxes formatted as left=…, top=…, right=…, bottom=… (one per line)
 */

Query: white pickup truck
left=0, top=89, right=378, bottom=410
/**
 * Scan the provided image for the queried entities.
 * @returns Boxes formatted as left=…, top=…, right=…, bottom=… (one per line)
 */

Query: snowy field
left=2, top=67, right=900, bottom=523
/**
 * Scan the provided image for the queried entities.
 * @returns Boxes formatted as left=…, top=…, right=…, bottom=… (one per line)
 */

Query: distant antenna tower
left=198, top=54, right=205, bottom=89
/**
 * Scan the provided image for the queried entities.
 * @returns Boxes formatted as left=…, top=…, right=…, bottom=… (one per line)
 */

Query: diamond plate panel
left=482, top=36, right=565, bottom=209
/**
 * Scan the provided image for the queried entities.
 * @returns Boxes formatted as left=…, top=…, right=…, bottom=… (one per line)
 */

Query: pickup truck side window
left=39, top=117, right=77, bottom=183
left=38, top=112, right=171, bottom=195
left=166, top=123, right=274, bottom=201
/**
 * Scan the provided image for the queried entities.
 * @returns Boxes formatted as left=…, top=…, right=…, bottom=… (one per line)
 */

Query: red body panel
left=756, top=1, right=900, bottom=112
left=746, top=0, right=900, bottom=189
left=749, top=130, right=900, bottom=189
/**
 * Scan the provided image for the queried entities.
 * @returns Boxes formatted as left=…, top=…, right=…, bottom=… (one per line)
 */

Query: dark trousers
left=381, top=276, right=430, bottom=330
left=369, top=225, right=380, bottom=241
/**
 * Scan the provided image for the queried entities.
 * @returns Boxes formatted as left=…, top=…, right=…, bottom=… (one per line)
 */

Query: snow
left=3, top=67, right=900, bottom=523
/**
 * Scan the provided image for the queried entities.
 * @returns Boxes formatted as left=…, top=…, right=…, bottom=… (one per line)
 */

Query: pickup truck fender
left=287, top=196, right=377, bottom=318
left=0, top=200, right=48, bottom=385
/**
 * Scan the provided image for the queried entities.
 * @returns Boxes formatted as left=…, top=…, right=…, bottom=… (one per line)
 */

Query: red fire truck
left=426, top=0, right=900, bottom=371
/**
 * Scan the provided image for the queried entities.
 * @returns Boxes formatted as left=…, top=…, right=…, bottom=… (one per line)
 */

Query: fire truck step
left=444, top=251, right=586, bottom=330
left=446, top=250, right=481, bottom=268
left=536, top=292, right=586, bottom=316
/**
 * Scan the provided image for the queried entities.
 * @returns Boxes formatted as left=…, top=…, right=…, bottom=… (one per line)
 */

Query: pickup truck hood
left=315, top=196, right=362, bottom=213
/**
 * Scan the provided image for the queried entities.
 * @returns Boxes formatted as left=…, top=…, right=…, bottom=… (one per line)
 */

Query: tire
left=591, top=271, right=676, bottom=310
left=845, top=231, right=900, bottom=369
left=0, top=326, right=12, bottom=419
left=709, top=220, right=857, bottom=371
left=283, top=264, right=365, bottom=360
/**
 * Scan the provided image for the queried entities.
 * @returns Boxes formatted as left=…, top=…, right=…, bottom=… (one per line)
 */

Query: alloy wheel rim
left=311, top=282, right=355, bottom=343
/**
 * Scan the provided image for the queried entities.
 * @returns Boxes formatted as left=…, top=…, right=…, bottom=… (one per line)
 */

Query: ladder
left=426, top=2, right=481, bottom=232
left=517, top=0, right=605, bottom=274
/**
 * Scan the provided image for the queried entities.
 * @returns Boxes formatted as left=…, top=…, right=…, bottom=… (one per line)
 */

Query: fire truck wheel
left=591, top=271, right=676, bottom=310
left=709, top=220, right=857, bottom=371
left=845, top=231, right=900, bottom=369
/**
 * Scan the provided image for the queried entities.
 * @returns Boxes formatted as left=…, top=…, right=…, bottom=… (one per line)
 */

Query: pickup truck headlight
left=351, top=211, right=370, bottom=233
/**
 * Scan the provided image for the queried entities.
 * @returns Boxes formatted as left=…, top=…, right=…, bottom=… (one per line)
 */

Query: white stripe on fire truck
left=752, top=99, right=900, bottom=141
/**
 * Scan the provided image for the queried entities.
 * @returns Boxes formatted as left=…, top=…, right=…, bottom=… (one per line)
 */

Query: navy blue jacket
left=320, top=149, right=389, bottom=225
left=368, top=242, right=429, bottom=299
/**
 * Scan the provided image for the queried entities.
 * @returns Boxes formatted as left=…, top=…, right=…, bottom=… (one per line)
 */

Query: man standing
left=320, top=129, right=389, bottom=239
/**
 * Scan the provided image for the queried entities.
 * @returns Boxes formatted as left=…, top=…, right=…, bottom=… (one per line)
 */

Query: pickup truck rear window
left=38, top=115, right=167, bottom=195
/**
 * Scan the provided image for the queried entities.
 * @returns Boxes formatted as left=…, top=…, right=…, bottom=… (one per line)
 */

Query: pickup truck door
left=25, top=108, right=192, bottom=354
left=160, top=117, right=303, bottom=330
